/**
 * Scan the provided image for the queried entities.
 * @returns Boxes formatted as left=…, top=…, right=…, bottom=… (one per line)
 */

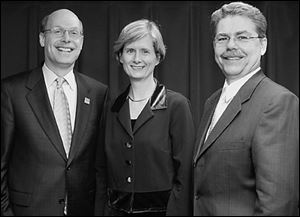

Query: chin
left=223, top=66, right=244, bottom=75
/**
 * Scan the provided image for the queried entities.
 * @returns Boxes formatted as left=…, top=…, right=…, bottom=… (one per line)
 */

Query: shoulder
left=1, top=69, right=37, bottom=94
left=167, top=89, right=189, bottom=101
left=2, top=70, right=31, bottom=86
left=166, top=89, right=191, bottom=108
left=76, top=72, right=108, bottom=91
left=259, top=76, right=298, bottom=98
left=251, top=76, right=299, bottom=108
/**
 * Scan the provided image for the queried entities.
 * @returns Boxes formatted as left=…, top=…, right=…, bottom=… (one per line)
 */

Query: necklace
left=128, top=95, right=150, bottom=102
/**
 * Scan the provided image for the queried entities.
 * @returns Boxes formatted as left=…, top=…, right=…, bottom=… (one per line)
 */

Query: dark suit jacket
left=193, top=71, right=299, bottom=216
left=103, top=82, right=195, bottom=216
left=1, top=67, right=108, bottom=216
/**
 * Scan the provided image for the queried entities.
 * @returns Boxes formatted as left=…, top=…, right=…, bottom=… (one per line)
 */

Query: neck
left=129, top=77, right=156, bottom=101
left=45, top=62, right=74, bottom=77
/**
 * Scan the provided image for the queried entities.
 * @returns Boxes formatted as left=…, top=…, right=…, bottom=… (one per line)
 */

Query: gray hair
left=210, top=2, right=267, bottom=38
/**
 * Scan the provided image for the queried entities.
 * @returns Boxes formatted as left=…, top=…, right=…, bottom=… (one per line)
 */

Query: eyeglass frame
left=42, top=27, right=84, bottom=39
left=214, top=33, right=264, bottom=46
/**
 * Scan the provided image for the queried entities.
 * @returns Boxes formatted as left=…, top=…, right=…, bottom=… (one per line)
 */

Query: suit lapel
left=117, top=99, right=134, bottom=138
left=133, top=103, right=154, bottom=134
left=26, top=68, right=67, bottom=161
left=200, top=97, right=242, bottom=156
left=193, top=95, right=218, bottom=162
left=67, top=73, right=92, bottom=166
left=133, top=82, right=166, bottom=134
left=194, top=71, right=266, bottom=161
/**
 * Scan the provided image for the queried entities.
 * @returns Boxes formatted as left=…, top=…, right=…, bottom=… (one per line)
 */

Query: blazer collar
left=26, top=68, right=68, bottom=161
left=111, top=80, right=167, bottom=113
left=194, top=70, right=266, bottom=162
left=111, top=80, right=167, bottom=137
left=26, top=68, right=92, bottom=164
left=67, top=72, right=92, bottom=166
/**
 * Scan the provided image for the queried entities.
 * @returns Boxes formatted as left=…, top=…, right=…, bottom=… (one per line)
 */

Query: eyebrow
left=216, top=30, right=252, bottom=36
left=124, top=47, right=151, bottom=51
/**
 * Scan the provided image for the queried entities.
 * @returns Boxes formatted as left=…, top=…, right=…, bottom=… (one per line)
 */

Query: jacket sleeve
left=166, top=96, right=195, bottom=216
left=252, top=91, right=299, bottom=215
left=1, top=81, right=15, bottom=216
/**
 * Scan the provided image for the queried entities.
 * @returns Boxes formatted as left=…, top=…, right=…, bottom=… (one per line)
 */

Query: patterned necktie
left=53, top=77, right=72, bottom=158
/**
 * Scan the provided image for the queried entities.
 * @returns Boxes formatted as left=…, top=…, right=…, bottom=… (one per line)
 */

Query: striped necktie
left=53, top=77, right=72, bottom=158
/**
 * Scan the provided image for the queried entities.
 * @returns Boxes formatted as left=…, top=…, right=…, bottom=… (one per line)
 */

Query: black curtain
left=1, top=1, right=299, bottom=127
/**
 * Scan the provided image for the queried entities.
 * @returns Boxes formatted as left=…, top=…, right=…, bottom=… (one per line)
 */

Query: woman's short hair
left=113, top=19, right=166, bottom=62
left=210, top=2, right=267, bottom=38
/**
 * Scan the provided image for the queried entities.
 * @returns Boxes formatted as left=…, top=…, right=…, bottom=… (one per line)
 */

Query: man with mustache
left=1, top=9, right=108, bottom=215
left=193, top=2, right=298, bottom=216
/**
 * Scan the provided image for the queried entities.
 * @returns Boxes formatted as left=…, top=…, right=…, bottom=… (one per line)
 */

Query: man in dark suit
left=1, top=9, right=107, bottom=215
left=193, top=2, right=299, bottom=216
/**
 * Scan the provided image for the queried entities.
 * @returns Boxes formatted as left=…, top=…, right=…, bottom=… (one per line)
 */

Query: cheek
left=120, top=54, right=131, bottom=64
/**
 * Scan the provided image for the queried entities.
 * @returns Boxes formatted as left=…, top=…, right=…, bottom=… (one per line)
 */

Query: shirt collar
left=42, top=63, right=76, bottom=90
left=223, top=67, right=261, bottom=103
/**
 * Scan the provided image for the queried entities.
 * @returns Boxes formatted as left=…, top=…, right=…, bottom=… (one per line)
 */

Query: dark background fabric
left=1, top=1, right=299, bottom=127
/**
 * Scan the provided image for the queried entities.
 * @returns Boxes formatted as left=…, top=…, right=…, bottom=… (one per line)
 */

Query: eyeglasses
left=43, top=27, right=83, bottom=39
left=214, top=34, right=263, bottom=46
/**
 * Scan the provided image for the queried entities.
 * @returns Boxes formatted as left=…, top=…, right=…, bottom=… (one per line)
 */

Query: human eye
left=69, top=30, right=80, bottom=36
left=53, top=28, right=63, bottom=36
left=142, top=49, right=150, bottom=55
left=126, top=48, right=135, bottom=54
left=236, top=35, right=249, bottom=41
left=215, top=35, right=229, bottom=43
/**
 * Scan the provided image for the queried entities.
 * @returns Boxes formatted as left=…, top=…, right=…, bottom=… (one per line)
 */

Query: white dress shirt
left=205, top=67, right=261, bottom=141
left=42, top=64, right=77, bottom=132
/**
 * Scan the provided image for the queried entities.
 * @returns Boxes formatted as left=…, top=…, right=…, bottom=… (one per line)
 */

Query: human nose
left=133, top=51, right=141, bottom=63
left=226, top=36, right=238, bottom=48
left=61, top=30, right=71, bottom=42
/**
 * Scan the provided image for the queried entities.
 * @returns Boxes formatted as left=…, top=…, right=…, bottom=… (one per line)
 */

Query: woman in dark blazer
left=103, top=19, right=195, bottom=216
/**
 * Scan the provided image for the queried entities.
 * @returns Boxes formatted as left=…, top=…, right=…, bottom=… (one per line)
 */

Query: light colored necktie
left=205, top=87, right=229, bottom=141
left=53, top=77, right=72, bottom=158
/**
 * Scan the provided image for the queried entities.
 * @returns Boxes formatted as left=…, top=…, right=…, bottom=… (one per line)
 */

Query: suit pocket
left=215, top=141, right=249, bottom=151
left=9, top=190, right=32, bottom=207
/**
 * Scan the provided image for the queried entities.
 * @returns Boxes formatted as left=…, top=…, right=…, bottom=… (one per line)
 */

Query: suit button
left=125, top=142, right=132, bottom=149
left=195, top=194, right=200, bottom=200
left=67, top=167, right=71, bottom=170
left=126, top=176, right=132, bottom=183
left=58, top=199, right=65, bottom=204
left=125, top=160, right=132, bottom=166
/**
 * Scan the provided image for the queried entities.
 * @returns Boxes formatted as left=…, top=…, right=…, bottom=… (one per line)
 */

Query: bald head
left=41, top=9, right=83, bottom=33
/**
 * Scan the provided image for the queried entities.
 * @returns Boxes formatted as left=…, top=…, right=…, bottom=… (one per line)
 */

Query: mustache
left=221, top=50, right=245, bottom=58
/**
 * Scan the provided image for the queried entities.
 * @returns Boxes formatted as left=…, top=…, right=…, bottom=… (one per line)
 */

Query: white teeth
left=57, top=47, right=72, bottom=52
left=131, top=66, right=144, bottom=69
left=226, top=57, right=241, bottom=60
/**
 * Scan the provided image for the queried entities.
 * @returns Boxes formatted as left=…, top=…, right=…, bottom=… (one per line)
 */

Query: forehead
left=124, top=35, right=154, bottom=50
left=216, top=15, right=257, bottom=34
left=47, top=10, right=82, bottom=30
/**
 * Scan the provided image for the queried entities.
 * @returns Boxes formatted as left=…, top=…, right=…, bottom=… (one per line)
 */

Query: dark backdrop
left=1, top=1, right=299, bottom=127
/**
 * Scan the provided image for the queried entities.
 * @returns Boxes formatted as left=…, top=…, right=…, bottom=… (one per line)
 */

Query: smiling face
left=214, top=15, right=267, bottom=83
left=120, top=35, right=159, bottom=82
left=39, top=9, right=83, bottom=72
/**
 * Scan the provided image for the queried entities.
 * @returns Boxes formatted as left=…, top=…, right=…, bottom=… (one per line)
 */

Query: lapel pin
left=84, top=97, right=90, bottom=105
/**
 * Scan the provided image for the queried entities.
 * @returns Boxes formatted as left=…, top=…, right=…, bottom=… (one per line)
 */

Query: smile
left=131, top=65, right=145, bottom=70
left=56, top=47, right=74, bottom=53
left=222, top=56, right=244, bottom=62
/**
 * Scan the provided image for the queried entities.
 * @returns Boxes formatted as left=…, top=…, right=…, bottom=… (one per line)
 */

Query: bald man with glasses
left=1, top=9, right=108, bottom=216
